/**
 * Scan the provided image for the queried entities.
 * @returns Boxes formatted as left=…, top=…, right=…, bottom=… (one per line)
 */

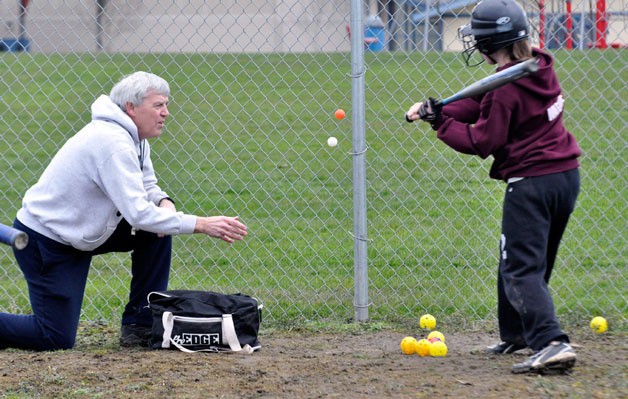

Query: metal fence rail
left=0, top=0, right=625, bottom=329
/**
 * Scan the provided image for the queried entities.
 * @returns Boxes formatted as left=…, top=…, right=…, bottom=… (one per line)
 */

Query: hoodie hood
left=500, top=48, right=561, bottom=102
left=91, top=95, right=139, bottom=144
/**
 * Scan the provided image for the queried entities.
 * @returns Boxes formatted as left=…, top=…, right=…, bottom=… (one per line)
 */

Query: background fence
left=0, top=0, right=626, bottom=331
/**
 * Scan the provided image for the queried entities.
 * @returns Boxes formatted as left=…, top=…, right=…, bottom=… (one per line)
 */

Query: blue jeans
left=497, top=169, right=580, bottom=351
left=0, top=218, right=171, bottom=350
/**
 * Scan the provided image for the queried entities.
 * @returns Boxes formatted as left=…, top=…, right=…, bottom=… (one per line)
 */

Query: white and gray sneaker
left=512, top=341, right=576, bottom=374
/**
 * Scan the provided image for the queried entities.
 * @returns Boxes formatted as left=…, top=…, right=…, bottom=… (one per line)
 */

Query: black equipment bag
left=147, top=290, right=262, bottom=353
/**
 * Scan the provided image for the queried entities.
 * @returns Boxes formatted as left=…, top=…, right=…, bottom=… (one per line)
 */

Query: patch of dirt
left=0, top=327, right=626, bottom=398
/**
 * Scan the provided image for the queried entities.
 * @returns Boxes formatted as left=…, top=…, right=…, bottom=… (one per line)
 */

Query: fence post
left=349, top=0, right=369, bottom=322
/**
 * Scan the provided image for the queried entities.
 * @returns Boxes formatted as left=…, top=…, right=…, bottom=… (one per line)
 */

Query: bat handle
left=404, top=98, right=443, bottom=123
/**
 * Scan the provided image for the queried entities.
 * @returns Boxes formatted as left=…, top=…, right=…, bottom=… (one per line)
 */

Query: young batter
left=405, top=0, right=581, bottom=374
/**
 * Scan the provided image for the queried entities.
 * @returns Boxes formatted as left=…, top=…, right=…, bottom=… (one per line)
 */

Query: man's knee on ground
left=34, top=328, right=77, bottom=351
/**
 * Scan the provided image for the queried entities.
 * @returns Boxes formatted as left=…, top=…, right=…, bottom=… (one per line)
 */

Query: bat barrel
left=441, top=57, right=539, bottom=106
left=0, top=223, right=29, bottom=250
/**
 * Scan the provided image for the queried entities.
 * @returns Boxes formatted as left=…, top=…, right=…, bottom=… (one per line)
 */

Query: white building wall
left=15, top=0, right=353, bottom=53
left=2, top=0, right=625, bottom=53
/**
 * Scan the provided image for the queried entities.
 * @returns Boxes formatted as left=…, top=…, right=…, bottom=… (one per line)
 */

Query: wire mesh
left=0, top=0, right=625, bottom=329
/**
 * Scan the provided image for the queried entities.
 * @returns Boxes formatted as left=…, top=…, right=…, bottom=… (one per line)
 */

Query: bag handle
left=161, top=312, right=173, bottom=348
left=161, top=311, right=254, bottom=354
left=221, top=314, right=243, bottom=351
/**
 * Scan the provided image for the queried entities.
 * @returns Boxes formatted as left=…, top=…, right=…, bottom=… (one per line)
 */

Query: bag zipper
left=172, top=315, right=223, bottom=323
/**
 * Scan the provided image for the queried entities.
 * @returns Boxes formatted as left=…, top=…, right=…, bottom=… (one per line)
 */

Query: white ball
left=327, top=136, right=338, bottom=147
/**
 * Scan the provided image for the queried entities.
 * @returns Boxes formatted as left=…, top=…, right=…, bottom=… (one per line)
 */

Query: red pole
left=18, top=0, right=29, bottom=39
left=539, top=0, right=546, bottom=49
left=595, top=0, right=608, bottom=48
left=565, top=0, right=573, bottom=49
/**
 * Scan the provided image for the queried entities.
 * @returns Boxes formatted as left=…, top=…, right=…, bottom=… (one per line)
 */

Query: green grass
left=0, top=50, right=625, bottom=331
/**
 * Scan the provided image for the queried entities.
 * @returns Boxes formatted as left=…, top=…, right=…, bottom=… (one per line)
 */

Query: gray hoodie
left=17, top=95, right=196, bottom=251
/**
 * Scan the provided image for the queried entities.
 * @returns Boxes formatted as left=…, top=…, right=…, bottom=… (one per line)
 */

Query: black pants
left=1, top=218, right=171, bottom=350
left=497, top=169, right=580, bottom=351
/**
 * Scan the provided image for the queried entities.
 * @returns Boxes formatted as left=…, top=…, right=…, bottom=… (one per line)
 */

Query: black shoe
left=512, top=341, right=576, bottom=374
left=485, top=341, right=527, bottom=354
left=119, top=324, right=152, bottom=347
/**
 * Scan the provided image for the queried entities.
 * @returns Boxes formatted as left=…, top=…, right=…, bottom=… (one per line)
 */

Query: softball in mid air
left=419, top=314, right=436, bottom=330
left=327, top=136, right=338, bottom=147
left=590, top=316, right=608, bottom=334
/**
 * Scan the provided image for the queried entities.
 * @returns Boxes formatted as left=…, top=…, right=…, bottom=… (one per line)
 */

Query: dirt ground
left=0, top=325, right=625, bottom=399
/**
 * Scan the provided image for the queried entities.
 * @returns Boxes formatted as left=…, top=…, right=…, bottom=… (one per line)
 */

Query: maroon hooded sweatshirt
left=433, top=48, right=581, bottom=181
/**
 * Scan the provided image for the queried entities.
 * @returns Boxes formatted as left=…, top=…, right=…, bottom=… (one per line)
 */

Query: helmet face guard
left=458, top=24, right=485, bottom=67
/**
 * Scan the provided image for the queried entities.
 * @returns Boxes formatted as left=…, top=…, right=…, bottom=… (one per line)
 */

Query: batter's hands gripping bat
left=0, top=223, right=28, bottom=250
left=405, top=58, right=539, bottom=122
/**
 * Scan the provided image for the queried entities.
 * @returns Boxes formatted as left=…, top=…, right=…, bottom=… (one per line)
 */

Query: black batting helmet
left=458, top=0, right=530, bottom=65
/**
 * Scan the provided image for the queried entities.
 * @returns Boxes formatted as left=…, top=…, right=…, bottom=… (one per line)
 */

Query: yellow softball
left=590, top=316, right=608, bottom=334
left=419, top=314, right=437, bottom=330
left=429, top=340, right=448, bottom=357
left=415, top=338, right=431, bottom=357
left=400, top=336, right=417, bottom=355
left=427, top=330, right=445, bottom=343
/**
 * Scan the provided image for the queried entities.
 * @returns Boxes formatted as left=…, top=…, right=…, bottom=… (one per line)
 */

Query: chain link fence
left=0, top=0, right=626, bottom=330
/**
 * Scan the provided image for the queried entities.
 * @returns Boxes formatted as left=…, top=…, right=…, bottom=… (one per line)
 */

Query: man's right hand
left=195, top=216, right=248, bottom=243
